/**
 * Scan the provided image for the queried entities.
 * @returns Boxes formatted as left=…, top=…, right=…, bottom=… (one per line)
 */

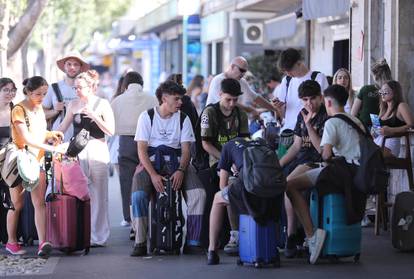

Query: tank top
left=72, top=98, right=105, bottom=139
left=380, top=115, right=406, bottom=128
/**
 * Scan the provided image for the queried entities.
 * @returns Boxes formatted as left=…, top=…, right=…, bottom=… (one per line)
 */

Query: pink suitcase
left=46, top=194, right=90, bottom=254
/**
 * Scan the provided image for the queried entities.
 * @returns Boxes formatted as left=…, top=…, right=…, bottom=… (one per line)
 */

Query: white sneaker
left=308, top=229, right=326, bottom=264
left=224, top=230, right=239, bottom=255
left=120, top=220, right=130, bottom=227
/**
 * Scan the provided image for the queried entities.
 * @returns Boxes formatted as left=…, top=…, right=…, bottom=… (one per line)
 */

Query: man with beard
left=43, top=51, right=90, bottom=140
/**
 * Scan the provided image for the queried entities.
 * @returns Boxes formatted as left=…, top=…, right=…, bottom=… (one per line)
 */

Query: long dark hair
left=22, top=76, right=48, bottom=95
left=379, top=80, right=403, bottom=118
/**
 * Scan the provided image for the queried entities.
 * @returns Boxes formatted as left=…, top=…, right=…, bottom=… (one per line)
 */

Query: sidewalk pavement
left=1, top=173, right=413, bottom=278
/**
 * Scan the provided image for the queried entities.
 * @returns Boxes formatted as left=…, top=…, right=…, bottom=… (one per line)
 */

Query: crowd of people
left=0, top=47, right=412, bottom=266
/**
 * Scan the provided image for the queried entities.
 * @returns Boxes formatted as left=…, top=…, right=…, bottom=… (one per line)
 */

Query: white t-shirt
left=273, top=71, right=328, bottom=131
left=135, top=107, right=195, bottom=149
left=206, top=73, right=258, bottom=107
left=320, top=113, right=364, bottom=164
left=42, top=80, right=77, bottom=141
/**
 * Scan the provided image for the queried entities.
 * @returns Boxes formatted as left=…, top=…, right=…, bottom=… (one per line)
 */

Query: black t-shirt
left=217, top=137, right=251, bottom=172
left=293, top=105, right=328, bottom=160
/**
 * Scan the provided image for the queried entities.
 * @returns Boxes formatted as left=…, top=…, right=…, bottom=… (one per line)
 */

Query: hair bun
left=22, top=78, right=29, bottom=86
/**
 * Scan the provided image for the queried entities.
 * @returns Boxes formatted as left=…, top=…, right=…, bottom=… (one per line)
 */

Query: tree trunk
left=21, top=38, right=29, bottom=79
left=7, top=0, right=49, bottom=59
left=0, top=0, right=10, bottom=76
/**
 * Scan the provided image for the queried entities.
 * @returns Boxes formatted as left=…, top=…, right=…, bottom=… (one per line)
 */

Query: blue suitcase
left=238, top=214, right=280, bottom=268
left=310, top=190, right=361, bottom=262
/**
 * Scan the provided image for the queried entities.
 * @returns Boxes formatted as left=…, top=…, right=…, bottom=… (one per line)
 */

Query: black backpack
left=242, top=139, right=286, bottom=198
left=147, top=108, right=186, bottom=131
left=333, top=114, right=389, bottom=194
left=191, top=103, right=241, bottom=171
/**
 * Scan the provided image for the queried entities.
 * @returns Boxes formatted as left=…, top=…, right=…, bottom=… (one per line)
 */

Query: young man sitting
left=206, top=137, right=282, bottom=265
left=278, top=80, right=328, bottom=258
left=201, top=78, right=250, bottom=254
left=285, top=84, right=365, bottom=264
left=130, top=80, right=206, bottom=256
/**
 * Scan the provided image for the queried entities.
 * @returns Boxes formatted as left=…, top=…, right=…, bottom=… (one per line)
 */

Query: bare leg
left=31, top=171, right=47, bottom=243
left=285, top=164, right=312, bottom=236
left=286, top=173, right=315, bottom=238
left=208, top=192, right=229, bottom=251
left=7, top=186, right=24, bottom=243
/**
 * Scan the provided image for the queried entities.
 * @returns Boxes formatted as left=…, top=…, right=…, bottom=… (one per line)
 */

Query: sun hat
left=56, top=51, right=90, bottom=73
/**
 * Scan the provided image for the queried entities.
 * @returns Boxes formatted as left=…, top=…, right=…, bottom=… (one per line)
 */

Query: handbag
left=54, top=156, right=89, bottom=201
left=0, top=143, right=21, bottom=188
left=0, top=104, right=31, bottom=188
left=66, top=128, right=90, bottom=158
left=16, top=146, right=40, bottom=192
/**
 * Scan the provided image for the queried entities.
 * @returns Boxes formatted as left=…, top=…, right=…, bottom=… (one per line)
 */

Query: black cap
left=221, top=78, right=243, bottom=97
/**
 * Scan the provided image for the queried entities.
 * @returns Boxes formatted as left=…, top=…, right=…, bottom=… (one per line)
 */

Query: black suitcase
left=198, top=167, right=230, bottom=249
left=149, top=177, right=184, bottom=255
left=391, top=191, right=414, bottom=251
left=18, top=191, right=38, bottom=246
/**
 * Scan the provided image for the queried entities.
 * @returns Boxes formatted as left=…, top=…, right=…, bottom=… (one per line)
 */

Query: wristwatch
left=177, top=167, right=185, bottom=173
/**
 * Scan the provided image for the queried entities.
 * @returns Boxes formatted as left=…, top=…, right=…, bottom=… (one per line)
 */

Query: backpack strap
left=235, top=106, right=242, bottom=134
left=51, top=83, right=63, bottom=102
left=148, top=107, right=186, bottom=131
left=179, top=111, right=186, bottom=131
left=147, top=108, right=155, bottom=127
left=284, top=76, right=292, bottom=104
left=333, top=114, right=370, bottom=137
left=310, top=71, right=320, bottom=81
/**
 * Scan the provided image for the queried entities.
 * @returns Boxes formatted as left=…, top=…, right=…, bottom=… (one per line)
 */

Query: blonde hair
left=333, top=68, right=355, bottom=107
left=76, top=70, right=99, bottom=93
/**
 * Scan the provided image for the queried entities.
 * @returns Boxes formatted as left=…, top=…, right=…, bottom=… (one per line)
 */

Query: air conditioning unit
left=243, top=23, right=264, bottom=44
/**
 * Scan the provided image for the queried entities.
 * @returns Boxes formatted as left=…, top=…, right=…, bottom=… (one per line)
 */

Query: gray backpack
left=242, top=139, right=286, bottom=198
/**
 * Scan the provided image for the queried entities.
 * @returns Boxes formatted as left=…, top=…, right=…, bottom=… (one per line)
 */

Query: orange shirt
left=11, top=103, right=48, bottom=161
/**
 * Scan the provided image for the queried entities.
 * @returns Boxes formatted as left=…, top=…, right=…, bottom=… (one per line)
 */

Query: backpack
left=147, top=108, right=186, bottom=133
left=242, top=139, right=286, bottom=198
left=333, top=114, right=389, bottom=194
left=191, top=103, right=241, bottom=171
left=47, top=83, right=64, bottom=130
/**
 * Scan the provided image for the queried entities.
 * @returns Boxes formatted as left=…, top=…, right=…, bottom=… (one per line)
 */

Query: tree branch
left=7, top=0, right=49, bottom=59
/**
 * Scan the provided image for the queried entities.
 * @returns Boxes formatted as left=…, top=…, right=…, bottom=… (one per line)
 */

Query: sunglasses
left=233, top=64, right=247, bottom=74
left=379, top=90, right=392, bottom=96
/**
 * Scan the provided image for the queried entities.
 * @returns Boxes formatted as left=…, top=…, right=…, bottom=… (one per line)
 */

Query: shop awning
left=302, top=0, right=350, bottom=20
left=264, top=12, right=297, bottom=41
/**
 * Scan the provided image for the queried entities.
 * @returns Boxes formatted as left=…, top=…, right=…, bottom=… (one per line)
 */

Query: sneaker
left=130, top=243, right=147, bottom=257
left=223, top=239, right=239, bottom=255
left=207, top=250, right=220, bottom=265
left=284, top=234, right=297, bottom=258
left=183, top=245, right=205, bottom=255
left=6, top=242, right=26, bottom=255
left=224, top=231, right=239, bottom=255
left=129, top=228, right=135, bottom=241
left=38, top=242, right=52, bottom=259
left=120, top=220, right=130, bottom=227
left=308, top=229, right=326, bottom=264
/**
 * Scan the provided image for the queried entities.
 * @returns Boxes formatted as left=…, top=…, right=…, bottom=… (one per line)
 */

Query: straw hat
left=56, top=51, right=90, bottom=73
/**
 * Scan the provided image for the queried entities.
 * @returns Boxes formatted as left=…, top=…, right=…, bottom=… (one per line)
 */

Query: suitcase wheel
left=84, top=248, right=90, bottom=256
left=254, top=262, right=263, bottom=269
left=353, top=253, right=360, bottom=263
left=328, top=255, right=339, bottom=263
left=273, top=255, right=281, bottom=268
left=237, top=259, right=243, bottom=266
